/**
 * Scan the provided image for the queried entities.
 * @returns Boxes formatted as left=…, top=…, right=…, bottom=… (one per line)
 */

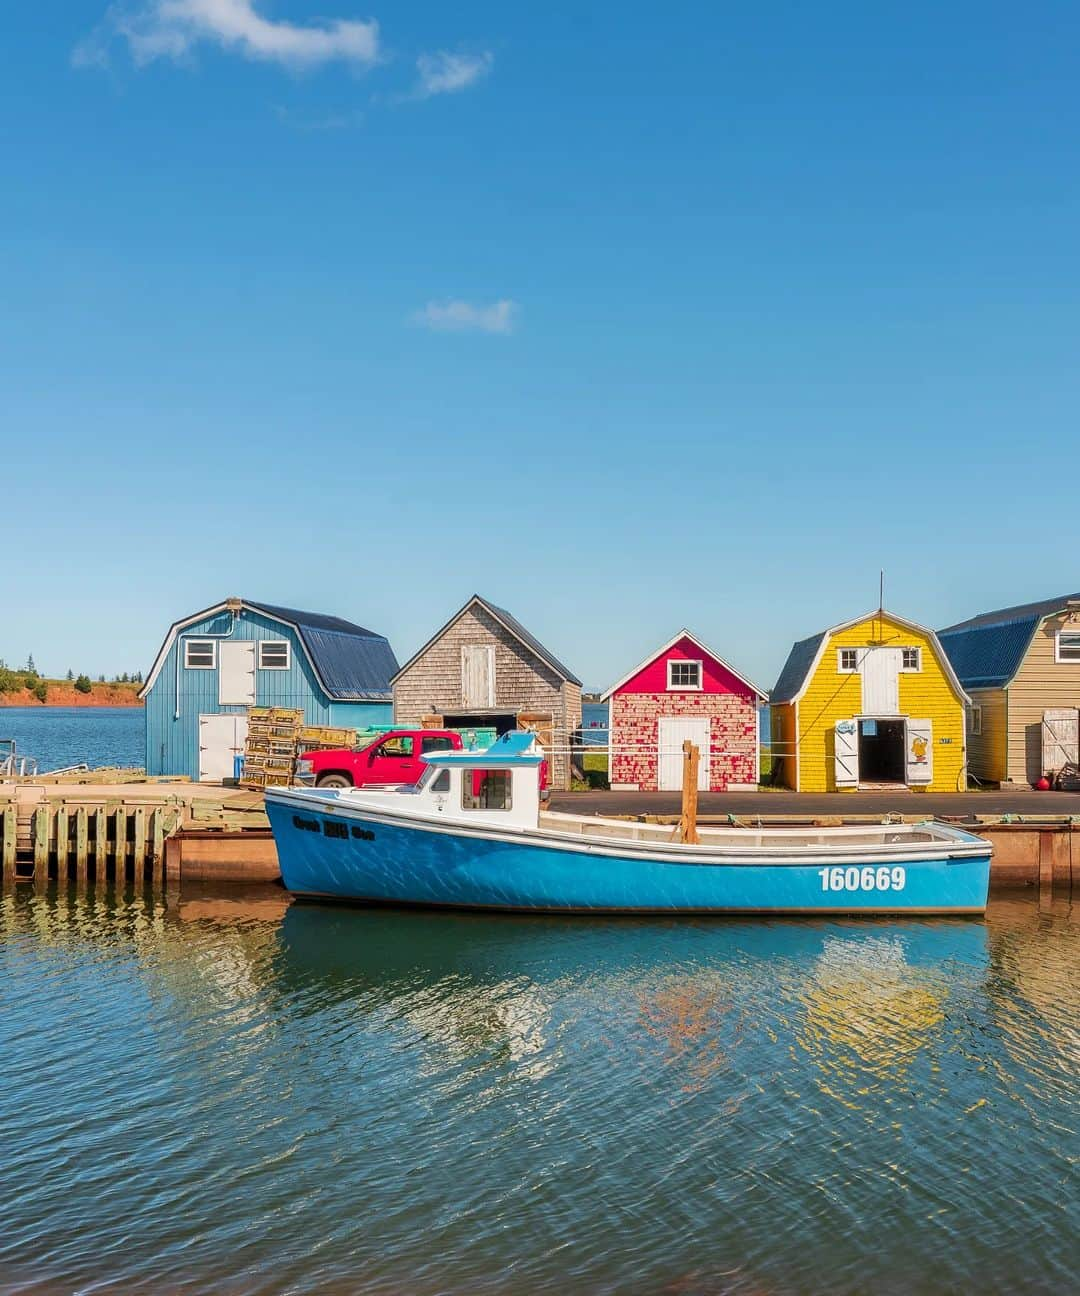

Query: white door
left=1042, top=708, right=1079, bottom=772
left=198, top=714, right=249, bottom=783
left=461, top=645, right=495, bottom=709
left=834, top=719, right=859, bottom=787
left=906, top=718, right=933, bottom=785
left=219, top=641, right=256, bottom=706
left=861, top=647, right=901, bottom=714
left=658, top=717, right=710, bottom=791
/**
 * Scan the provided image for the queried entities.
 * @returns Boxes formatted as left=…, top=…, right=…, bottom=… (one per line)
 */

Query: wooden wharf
left=0, top=782, right=272, bottom=888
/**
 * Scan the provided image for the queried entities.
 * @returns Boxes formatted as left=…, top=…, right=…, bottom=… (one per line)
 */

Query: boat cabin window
left=429, top=769, right=451, bottom=793
left=462, top=769, right=513, bottom=811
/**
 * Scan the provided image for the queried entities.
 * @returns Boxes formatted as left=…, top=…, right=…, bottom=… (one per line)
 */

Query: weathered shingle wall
left=393, top=604, right=580, bottom=788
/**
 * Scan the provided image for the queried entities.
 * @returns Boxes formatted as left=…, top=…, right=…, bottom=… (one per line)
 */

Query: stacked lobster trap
left=240, top=708, right=357, bottom=789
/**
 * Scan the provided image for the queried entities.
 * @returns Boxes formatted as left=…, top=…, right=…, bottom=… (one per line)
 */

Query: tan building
left=392, top=594, right=582, bottom=791
left=938, top=592, right=1080, bottom=786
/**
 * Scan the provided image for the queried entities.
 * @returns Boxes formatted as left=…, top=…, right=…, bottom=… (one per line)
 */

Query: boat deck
left=537, top=811, right=968, bottom=852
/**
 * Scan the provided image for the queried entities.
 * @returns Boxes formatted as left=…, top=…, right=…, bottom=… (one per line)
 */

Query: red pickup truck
left=298, top=728, right=549, bottom=793
left=299, top=730, right=463, bottom=788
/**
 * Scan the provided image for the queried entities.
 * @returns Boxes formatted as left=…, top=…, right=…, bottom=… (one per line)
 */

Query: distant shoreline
left=0, top=684, right=143, bottom=708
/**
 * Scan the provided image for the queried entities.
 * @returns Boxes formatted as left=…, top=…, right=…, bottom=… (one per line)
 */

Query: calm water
left=0, top=891, right=1076, bottom=1295
left=0, top=707, right=143, bottom=772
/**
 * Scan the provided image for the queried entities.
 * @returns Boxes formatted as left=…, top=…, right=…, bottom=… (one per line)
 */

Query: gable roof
left=770, top=608, right=970, bottom=706
left=770, top=632, right=827, bottom=705
left=391, top=594, right=582, bottom=687
left=600, top=629, right=766, bottom=702
left=937, top=592, right=1080, bottom=689
left=139, top=598, right=398, bottom=702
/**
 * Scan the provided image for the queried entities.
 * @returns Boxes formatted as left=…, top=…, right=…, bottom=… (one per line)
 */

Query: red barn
left=602, top=630, right=765, bottom=792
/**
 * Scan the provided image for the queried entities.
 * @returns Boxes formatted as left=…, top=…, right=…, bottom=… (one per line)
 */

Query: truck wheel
left=316, top=773, right=352, bottom=788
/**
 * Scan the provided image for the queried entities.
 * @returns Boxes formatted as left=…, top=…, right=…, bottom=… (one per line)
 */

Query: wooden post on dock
left=93, top=807, right=106, bottom=881
left=74, top=807, right=89, bottom=883
left=2, top=804, right=15, bottom=884
left=112, top=806, right=126, bottom=884
left=680, top=741, right=700, bottom=845
left=55, top=807, right=69, bottom=883
left=32, top=807, right=49, bottom=879
left=132, top=807, right=146, bottom=881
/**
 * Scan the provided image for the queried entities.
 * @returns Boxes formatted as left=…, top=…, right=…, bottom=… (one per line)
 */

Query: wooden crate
left=299, top=726, right=355, bottom=749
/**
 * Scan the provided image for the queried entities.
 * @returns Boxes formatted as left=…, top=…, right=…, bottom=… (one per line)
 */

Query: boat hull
left=266, top=797, right=991, bottom=917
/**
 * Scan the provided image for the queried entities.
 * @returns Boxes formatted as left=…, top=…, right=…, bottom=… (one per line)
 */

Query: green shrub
left=74, top=675, right=93, bottom=695
left=0, top=667, right=20, bottom=694
left=32, top=680, right=48, bottom=704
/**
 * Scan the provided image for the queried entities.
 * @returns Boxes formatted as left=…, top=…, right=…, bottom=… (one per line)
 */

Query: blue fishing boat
left=265, top=733, right=991, bottom=916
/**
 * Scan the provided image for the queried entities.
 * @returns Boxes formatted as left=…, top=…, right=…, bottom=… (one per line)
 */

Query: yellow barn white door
left=860, top=647, right=900, bottom=715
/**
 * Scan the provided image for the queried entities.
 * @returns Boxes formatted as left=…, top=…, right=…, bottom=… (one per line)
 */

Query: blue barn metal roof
left=937, top=592, right=1080, bottom=689
left=139, top=598, right=398, bottom=702
left=247, top=601, right=399, bottom=700
left=770, top=632, right=826, bottom=704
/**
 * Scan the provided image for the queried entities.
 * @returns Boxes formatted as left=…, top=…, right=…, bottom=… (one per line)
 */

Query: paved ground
left=548, top=788, right=1080, bottom=819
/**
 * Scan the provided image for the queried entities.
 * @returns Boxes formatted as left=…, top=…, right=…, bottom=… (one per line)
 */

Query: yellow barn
left=770, top=608, right=969, bottom=793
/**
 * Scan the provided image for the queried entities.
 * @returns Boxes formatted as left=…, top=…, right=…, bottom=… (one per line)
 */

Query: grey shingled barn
left=392, top=594, right=583, bottom=790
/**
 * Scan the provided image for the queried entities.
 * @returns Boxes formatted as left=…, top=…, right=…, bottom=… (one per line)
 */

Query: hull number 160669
left=818, top=865, right=906, bottom=892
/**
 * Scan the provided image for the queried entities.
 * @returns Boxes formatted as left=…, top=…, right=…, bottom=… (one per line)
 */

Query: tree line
left=0, top=656, right=144, bottom=701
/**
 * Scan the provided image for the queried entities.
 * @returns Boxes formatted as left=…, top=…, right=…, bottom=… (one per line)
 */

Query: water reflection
left=0, top=888, right=1075, bottom=1296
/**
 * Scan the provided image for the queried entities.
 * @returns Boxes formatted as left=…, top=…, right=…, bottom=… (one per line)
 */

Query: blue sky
left=2, top=2, right=1079, bottom=689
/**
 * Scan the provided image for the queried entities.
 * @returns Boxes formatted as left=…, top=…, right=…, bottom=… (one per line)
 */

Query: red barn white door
left=658, top=717, right=710, bottom=791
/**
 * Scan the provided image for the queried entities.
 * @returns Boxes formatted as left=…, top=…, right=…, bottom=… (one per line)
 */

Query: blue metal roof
left=937, top=592, right=1080, bottom=689
left=247, top=601, right=398, bottom=700
left=936, top=617, right=1039, bottom=690
left=770, top=632, right=826, bottom=704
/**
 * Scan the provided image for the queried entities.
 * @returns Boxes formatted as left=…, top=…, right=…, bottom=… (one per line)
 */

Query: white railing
left=0, top=739, right=39, bottom=779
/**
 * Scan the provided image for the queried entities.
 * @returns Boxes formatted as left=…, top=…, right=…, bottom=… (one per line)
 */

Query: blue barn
left=139, top=597, right=397, bottom=782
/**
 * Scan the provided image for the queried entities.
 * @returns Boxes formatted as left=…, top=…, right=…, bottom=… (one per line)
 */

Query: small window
left=377, top=736, right=414, bottom=758
left=430, top=769, right=451, bottom=793
left=462, top=769, right=513, bottom=811
left=421, top=736, right=454, bottom=754
left=667, top=660, right=702, bottom=690
left=184, top=640, right=216, bottom=669
left=258, top=641, right=290, bottom=670
left=837, top=648, right=859, bottom=673
left=1056, top=631, right=1080, bottom=663
left=968, top=704, right=983, bottom=736
left=900, top=648, right=921, bottom=672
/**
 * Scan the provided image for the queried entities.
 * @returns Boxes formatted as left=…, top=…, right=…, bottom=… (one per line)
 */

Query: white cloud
left=414, top=50, right=492, bottom=98
left=414, top=300, right=518, bottom=335
left=75, top=0, right=379, bottom=71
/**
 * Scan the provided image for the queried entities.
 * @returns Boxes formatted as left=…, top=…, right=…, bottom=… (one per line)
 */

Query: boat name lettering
left=818, top=865, right=906, bottom=893
left=350, top=826, right=376, bottom=842
left=323, top=820, right=349, bottom=840
left=292, top=815, right=320, bottom=833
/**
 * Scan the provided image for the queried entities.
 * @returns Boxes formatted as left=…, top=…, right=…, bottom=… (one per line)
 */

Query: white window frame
left=968, top=703, right=982, bottom=736
left=900, top=647, right=922, bottom=673
left=184, top=639, right=217, bottom=670
left=257, top=640, right=291, bottom=671
left=837, top=648, right=859, bottom=674
left=666, top=659, right=703, bottom=691
left=1055, top=630, right=1080, bottom=663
